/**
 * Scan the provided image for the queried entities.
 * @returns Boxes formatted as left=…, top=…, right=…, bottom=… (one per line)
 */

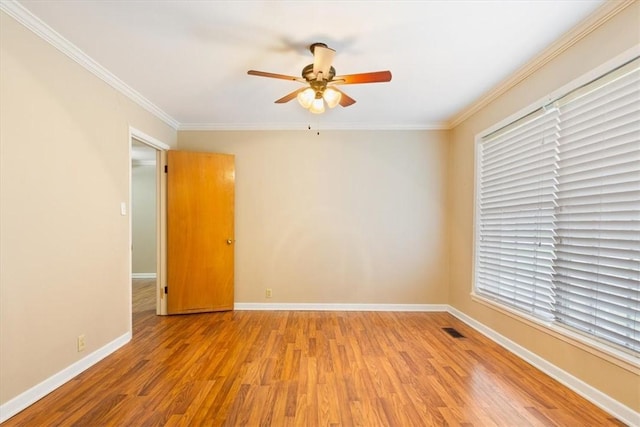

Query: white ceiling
left=13, top=0, right=604, bottom=130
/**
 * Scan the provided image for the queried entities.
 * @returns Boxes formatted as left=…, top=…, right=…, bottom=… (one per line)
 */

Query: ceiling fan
left=247, top=42, right=392, bottom=114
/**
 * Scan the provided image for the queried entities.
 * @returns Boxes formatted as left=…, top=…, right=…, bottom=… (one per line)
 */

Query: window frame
left=472, top=45, right=640, bottom=373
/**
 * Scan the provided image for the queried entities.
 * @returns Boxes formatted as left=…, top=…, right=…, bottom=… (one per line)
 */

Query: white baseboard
left=447, top=306, right=640, bottom=427
left=234, top=302, right=449, bottom=312
left=131, top=273, right=156, bottom=279
left=0, top=332, right=131, bottom=423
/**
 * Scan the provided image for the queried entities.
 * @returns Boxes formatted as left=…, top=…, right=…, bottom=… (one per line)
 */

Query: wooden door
left=167, top=150, right=235, bottom=314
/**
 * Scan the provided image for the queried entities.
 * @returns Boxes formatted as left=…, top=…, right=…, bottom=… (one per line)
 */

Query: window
left=475, top=56, right=640, bottom=358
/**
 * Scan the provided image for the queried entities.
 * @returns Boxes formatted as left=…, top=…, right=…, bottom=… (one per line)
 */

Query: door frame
left=129, top=127, right=170, bottom=320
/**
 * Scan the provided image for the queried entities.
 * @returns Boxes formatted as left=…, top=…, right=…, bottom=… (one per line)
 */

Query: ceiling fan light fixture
left=309, top=96, right=325, bottom=114
left=297, top=88, right=315, bottom=109
left=323, top=87, right=341, bottom=108
left=248, top=42, right=392, bottom=114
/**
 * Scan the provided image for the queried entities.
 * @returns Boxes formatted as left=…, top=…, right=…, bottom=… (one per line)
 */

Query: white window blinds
left=477, top=109, right=560, bottom=321
left=476, top=57, right=640, bottom=355
left=554, top=65, right=640, bottom=353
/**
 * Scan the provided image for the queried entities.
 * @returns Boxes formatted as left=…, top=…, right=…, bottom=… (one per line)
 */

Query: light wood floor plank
left=2, top=296, right=626, bottom=426
left=132, top=278, right=156, bottom=313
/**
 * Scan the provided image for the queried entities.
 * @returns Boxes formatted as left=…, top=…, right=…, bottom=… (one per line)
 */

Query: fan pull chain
left=307, top=124, right=321, bottom=135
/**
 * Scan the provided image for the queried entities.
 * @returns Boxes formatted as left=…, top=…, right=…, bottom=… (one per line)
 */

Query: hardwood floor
left=132, top=278, right=157, bottom=313
left=3, top=307, right=624, bottom=426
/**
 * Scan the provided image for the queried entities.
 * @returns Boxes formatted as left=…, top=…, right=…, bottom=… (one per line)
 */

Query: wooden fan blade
left=248, top=70, right=305, bottom=83
left=333, top=70, right=392, bottom=84
left=333, top=88, right=356, bottom=107
left=275, top=88, right=306, bottom=104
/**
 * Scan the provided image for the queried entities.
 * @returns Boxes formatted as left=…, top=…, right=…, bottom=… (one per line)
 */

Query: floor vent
left=442, top=327, right=465, bottom=338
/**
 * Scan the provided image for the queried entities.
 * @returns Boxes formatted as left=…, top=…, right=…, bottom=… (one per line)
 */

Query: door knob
left=226, top=239, right=233, bottom=245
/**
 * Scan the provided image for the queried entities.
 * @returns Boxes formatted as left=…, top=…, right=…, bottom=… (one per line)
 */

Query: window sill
left=470, top=293, right=640, bottom=375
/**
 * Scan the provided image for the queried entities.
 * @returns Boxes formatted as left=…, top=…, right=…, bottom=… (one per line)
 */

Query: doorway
left=129, top=128, right=169, bottom=319
left=131, top=140, right=158, bottom=313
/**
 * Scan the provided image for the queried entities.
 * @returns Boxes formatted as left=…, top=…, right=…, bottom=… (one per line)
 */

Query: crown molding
left=447, top=0, right=636, bottom=129
left=178, top=121, right=450, bottom=131
left=0, top=0, right=180, bottom=130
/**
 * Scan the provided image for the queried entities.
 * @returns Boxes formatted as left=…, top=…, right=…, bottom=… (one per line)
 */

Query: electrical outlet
left=77, top=335, right=86, bottom=352
left=265, top=288, right=272, bottom=298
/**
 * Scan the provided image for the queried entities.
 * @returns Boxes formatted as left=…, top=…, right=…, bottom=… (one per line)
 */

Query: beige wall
left=448, top=2, right=640, bottom=411
left=179, top=130, right=450, bottom=304
left=0, top=11, right=177, bottom=404
left=132, top=164, right=157, bottom=274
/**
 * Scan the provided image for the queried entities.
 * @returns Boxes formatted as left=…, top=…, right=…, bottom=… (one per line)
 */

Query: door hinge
left=164, top=165, right=168, bottom=173
left=164, top=286, right=168, bottom=294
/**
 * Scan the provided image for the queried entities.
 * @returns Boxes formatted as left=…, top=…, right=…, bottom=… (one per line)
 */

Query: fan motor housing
left=302, top=64, right=336, bottom=82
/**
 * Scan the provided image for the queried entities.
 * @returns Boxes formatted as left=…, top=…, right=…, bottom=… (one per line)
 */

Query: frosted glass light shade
left=297, top=88, right=315, bottom=108
left=309, top=97, right=325, bottom=114
left=323, top=87, right=341, bottom=108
